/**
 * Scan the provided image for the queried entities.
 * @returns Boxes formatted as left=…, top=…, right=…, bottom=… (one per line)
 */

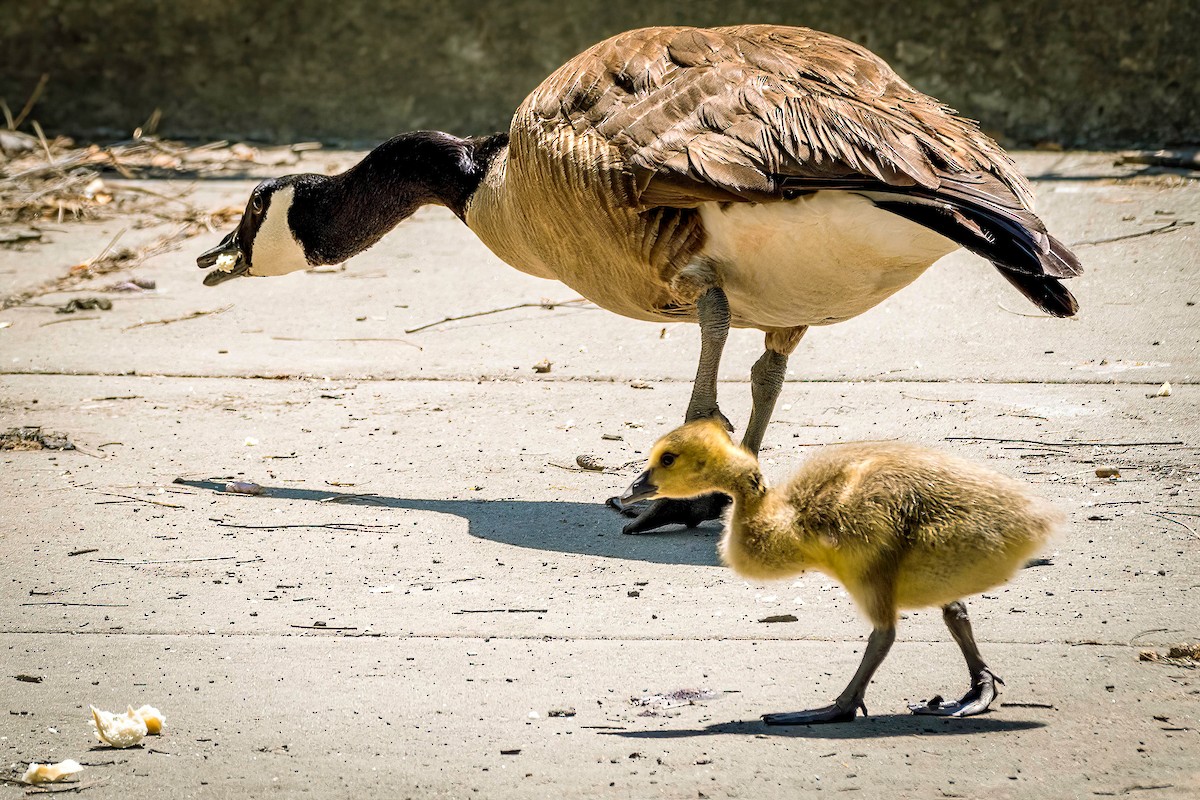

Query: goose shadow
left=604, top=714, right=1046, bottom=740
left=176, top=479, right=722, bottom=567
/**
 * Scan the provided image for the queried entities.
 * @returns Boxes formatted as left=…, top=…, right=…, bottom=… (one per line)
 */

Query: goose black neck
left=347, top=130, right=506, bottom=218
left=291, top=131, right=507, bottom=265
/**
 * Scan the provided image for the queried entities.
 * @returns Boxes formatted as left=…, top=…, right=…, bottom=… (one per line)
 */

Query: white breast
left=699, top=192, right=959, bottom=328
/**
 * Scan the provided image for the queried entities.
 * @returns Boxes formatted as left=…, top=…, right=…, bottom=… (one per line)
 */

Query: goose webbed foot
left=763, top=700, right=864, bottom=726
left=606, top=493, right=730, bottom=535
left=908, top=669, right=1003, bottom=717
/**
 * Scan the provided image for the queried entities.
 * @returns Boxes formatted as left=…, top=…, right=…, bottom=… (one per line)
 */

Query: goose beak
left=620, top=470, right=659, bottom=504
left=197, top=231, right=250, bottom=286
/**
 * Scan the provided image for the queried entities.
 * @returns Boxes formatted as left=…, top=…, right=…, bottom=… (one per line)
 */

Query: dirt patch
left=1139, top=642, right=1200, bottom=667
left=0, top=426, right=74, bottom=451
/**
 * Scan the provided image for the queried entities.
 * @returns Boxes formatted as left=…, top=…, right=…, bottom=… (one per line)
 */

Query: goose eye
left=660, top=453, right=676, bottom=467
left=251, top=195, right=264, bottom=214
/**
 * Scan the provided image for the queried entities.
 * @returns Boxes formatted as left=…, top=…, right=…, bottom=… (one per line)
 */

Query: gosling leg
left=610, top=286, right=733, bottom=533
left=908, top=601, right=1003, bottom=717
left=764, top=625, right=896, bottom=725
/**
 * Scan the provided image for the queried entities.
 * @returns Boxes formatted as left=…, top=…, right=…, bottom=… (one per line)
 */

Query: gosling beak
left=197, top=232, right=250, bottom=286
left=620, top=470, right=659, bottom=504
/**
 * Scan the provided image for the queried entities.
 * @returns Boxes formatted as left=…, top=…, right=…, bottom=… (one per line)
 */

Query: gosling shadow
left=176, top=479, right=722, bottom=567
left=606, top=714, right=1046, bottom=740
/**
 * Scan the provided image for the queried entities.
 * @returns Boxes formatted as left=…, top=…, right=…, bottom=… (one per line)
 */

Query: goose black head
left=197, top=176, right=317, bottom=286
left=197, top=131, right=509, bottom=287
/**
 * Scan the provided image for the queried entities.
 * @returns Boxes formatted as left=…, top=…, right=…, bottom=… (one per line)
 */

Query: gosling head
left=622, top=418, right=753, bottom=503
left=197, top=176, right=319, bottom=286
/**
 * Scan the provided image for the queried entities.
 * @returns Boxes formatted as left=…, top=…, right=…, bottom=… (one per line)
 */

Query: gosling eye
left=251, top=194, right=264, bottom=214
left=660, top=453, right=676, bottom=467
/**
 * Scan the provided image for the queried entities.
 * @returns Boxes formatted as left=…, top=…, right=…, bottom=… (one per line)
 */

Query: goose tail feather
left=869, top=181, right=1082, bottom=318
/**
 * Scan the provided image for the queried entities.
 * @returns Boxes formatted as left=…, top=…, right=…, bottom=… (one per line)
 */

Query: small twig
left=1, top=99, right=14, bottom=130
left=20, top=601, right=128, bottom=607
left=135, top=108, right=162, bottom=139
left=1129, top=628, right=1171, bottom=646
left=547, top=461, right=635, bottom=474
left=404, top=297, right=587, bottom=333
left=108, top=183, right=192, bottom=206
left=1092, top=785, right=1176, bottom=796
left=1144, top=511, right=1199, bottom=539
left=11, top=73, right=49, bottom=130
left=946, top=436, right=1184, bottom=448
left=95, top=556, right=237, bottom=565
left=93, top=492, right=184, bottom=509
left=454, top=608, right=549, bottom=614
left=217, top=522, right=397, bottom=531
left=39, top=316, right=102, bottom=327
left=271, top=336, right=421, bottom=350
left=1073, top=219, right=1194, bottom=247
left=899, top=393, right=975, bottom=404
left=91, top=228, right=128, bottom=266
left=68, top=548, right=99, bottom=557
left=289, top=624, right=358, bottom=631
left=24, top=777, right=108, bottom=795
left=30, top=120, right=54, bottom=163
left=105, top=149, right=135, bottom=180
left=123, top=305, right=232, bottom=331
left=317, top=493, right=384, bottom=504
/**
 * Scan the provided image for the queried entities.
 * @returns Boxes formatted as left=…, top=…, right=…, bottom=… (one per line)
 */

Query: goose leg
left=764, top=625, right=896, bottom=725
left=682, top=285, right=733, bottom=429
left=609, top=286, right=732, bottom=533
left=741, top=349, right=788, bottom=455
left=909, top=601, right=1003, bottom=717
left=742, top=326, right=805, bottom=455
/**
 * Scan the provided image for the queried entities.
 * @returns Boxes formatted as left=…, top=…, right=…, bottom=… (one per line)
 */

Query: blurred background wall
left=1, top=0, right=1195, bottom=148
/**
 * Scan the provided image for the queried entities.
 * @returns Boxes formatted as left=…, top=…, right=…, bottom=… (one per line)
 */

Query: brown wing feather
left=522, top=25, right=1034, bottom=210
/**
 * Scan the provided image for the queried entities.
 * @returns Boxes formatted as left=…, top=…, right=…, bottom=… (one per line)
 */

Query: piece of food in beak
left=201, top=252, right=250, bottom=286
left=197, top=231, right=250, bottom=286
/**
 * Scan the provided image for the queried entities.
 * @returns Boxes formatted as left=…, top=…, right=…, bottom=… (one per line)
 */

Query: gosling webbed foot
left=763, top=700, right=864, bottom=726
left=908, top=669, right=1003, bottom=717
left=606, top=493, right=730, bottom=535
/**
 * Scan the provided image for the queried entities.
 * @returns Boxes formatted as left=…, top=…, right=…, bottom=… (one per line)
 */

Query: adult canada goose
left=621, top=419, right=1059, bottom=723
left=198, top=25, right=1081, bottom=534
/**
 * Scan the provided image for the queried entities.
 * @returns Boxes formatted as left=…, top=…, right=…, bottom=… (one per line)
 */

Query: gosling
left=621, top=419, right=1060, bottom=725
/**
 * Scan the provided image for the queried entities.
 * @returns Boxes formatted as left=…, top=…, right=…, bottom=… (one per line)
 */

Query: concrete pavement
left=1, top=151, right=1198, bottom=798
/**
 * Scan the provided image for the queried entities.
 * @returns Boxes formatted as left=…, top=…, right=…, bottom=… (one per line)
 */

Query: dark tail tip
left=1000, top=270, right=1079, bottom=317
left=1045, top=234, right=1083, bottom=278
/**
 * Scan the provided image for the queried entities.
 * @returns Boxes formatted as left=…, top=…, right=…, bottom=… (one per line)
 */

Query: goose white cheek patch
left=250, top=186, right=310, bottom=276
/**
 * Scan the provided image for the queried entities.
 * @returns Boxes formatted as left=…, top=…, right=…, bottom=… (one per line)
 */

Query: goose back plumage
left=465, top=24, right=1081, bottom=326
